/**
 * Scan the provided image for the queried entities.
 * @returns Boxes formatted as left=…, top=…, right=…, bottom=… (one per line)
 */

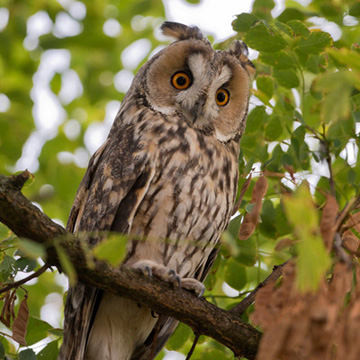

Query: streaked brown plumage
left=59, top=22, right=255, bottom=360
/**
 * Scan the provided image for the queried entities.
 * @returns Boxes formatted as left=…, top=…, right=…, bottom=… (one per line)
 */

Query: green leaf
left=244, top=22, right=286, bottom=52
left=296, top=31, right=333, bottom=54
left=245, top=106, right=266, bottom=134
left=15, top=258, right=37, bottom=272
left=256, top=75, right=274, bottom=99
left=316, top=71, right=354, bottom=124
left=48, top=328, right=63, bottom=337
left=350, top=2, right=360, bottom=16
left=277, top=8, right=305, bottom=23
left=0, top=342, right=4, bottom=359
left=327, top=48, right=360, bottom=72
left=93, top=234, right=127, bottom=266
left=25, top=316, right=52, bottom=346
left=253, top=0, right=275, bottom=10
left=166, top=322, right=192, bottom=351
left=275, top=21, right=293, bottom=37
left=260, top=51, right=295, bottom=69
left=224, top=259, right=247, bottom=290
left=265, top=115, right=283, bottom=140
left=303, top=93, right=321, bottom=127
left=283, top=184, right=331, bottom=292
left=50, top=73, right=61, bottom=95
left=287, top=20, right=310, bottom=37
left=37, top=340, right=59, bottom=360
left=306, top=54, right=327, bottom=74
left=54, top=243, right=77, bottom=285
left=0, top=255, right=16, bottom=281
left=273, top=68, right=299, bottom=89
left=235, top=237, right=257, bottom=267
left=16, top=239, right=46, bottom=260
left=232, top=13, right=259, bottom=32
left=259, top=199, right=277, bottom=238
left=18, top=349, right=36, bottom=360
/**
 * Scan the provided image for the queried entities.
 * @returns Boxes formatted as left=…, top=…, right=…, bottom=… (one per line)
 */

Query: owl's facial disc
left=144, top=39, right=253, bottom=141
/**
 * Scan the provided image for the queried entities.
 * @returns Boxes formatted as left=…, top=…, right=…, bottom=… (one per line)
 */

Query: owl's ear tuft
left=229, top=40, right=256, bottom=80
left=161, top=22, right=209, bottom=44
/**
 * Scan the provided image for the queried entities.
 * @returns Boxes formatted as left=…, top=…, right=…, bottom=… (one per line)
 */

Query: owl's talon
left=144, top=265, right=152, bottom=278
left=181, top=278, right=205, bottom=298
left=131, top=260, right=205, bottom=296
left=168, top=270, right=181, bottom=287
left=151, top=309, right=158, bottom=318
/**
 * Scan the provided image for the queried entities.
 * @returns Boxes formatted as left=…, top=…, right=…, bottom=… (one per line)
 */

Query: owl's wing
left=59, top=121, right=155, bottom=360
left=131, top=247, right=220, bottom=360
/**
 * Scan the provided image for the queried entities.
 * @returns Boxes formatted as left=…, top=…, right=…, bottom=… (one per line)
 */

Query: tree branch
left=229, top=260, right=290, bottom=318
left=0, top=172, right=261, bottom=360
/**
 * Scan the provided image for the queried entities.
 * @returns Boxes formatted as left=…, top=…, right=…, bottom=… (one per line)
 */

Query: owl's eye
left=171, top=72, right=192, bottom=90
left=216, top=88, right=230, bottom=106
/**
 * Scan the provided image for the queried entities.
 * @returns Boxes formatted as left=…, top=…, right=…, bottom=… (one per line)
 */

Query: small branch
left=229, top=260, right=290, bottom=318
left=185, top=333, right=200, bottom=360
left=0, top=265, right=50, bottom=295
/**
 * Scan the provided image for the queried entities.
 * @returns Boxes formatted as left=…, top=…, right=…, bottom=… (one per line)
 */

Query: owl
left=59, top=22, right=255, bottom=360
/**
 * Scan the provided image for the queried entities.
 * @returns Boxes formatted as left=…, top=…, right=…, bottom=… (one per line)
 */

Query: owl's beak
left=191, top=95, right=206, bottom=123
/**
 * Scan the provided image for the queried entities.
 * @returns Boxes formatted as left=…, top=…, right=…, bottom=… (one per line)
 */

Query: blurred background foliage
left=0, top=0, right=360, bottom=359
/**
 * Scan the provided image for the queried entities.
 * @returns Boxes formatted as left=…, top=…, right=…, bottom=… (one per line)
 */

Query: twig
left=185, top=333, right=200, bottom=360
left=228, top=260, right=290, bottom=318
left=0, top=264, right=49, bottom=295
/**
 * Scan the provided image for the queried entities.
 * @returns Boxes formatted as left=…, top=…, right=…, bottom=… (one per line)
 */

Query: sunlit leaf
left=283, top=184, right=331, bottom=291
left=15, top=258, right=37, bottom=273
left=244, top=22, right=286, bottom=52
left=54, top=244, right=77, bottom=286
left=224, top=259, right=247, bottom=290
left=232, top=13, right=259, bottom=32
left=37, top=340, right=59, bottom=360
left=166, top=322, right=192, bottom=351
left=25, top=316, right=52, bottom=346
left=287, top=20, right=310, bottom=37
left=273, top=68, right=299, bottom=89
left=92, top=234, right=127, bottom=266
left=296, top=31, right=333, bottom=54
left=245, top=106, right=266, bottom=134
left=18, top=349, right=36, bottom=360
left=265, top=115, right=283, bottom=140
left=16, top=239, right=46, bottom=260
left=256, top=75, right=274, bottom=100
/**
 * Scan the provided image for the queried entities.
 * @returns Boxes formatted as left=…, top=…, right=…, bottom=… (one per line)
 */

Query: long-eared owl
left=59, top=21, right=255, bottom=360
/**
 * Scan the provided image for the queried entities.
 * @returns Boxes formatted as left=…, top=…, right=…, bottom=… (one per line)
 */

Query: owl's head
left=132, top=22, right=255, bottom=143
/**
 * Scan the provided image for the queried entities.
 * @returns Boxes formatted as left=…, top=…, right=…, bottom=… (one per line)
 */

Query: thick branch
left=0, top=172, right=261, bottom=359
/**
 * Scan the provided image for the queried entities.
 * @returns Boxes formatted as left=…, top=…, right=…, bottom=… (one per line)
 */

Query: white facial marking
left=203, top=65, right=233, bottom=121
left=176, top=53, right=209, bottom=110
left=215, top=128, right=234, bottom=143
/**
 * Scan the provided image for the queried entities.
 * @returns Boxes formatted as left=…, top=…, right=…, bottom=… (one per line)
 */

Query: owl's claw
left=144, top=265, right=152, bottom=278
left=131, top=260, right=204, bottom=296
left=168, top=269, right=181, bottom=288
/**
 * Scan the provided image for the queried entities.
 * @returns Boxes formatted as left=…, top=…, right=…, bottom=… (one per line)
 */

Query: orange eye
left=171, top=72, right=191, bottom=90
left=216, top=88, right=230, bottom=106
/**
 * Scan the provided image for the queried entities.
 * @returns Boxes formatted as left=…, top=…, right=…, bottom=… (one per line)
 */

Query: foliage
left=0, top=0, right=360, bottom=359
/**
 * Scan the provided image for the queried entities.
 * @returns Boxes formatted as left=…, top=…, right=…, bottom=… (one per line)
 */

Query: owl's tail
left=84, top=292, right=157, bottom=360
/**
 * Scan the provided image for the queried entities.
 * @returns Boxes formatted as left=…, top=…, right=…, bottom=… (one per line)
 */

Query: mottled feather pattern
left=59, top=21, right=254, bottom=360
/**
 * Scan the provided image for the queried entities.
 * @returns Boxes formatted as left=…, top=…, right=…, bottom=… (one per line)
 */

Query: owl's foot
left=131, top=260, right=204, bottom=297
left=180, top=278, right=205, bottom=297
left=132, top=260, right=181, bottom=287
